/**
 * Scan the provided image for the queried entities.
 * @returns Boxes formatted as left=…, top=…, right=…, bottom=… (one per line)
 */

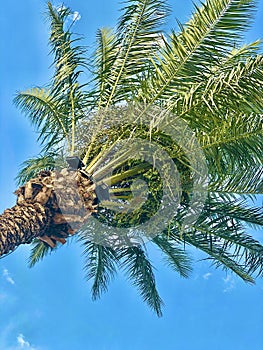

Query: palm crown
left=4, top=0, right=263, bottom=316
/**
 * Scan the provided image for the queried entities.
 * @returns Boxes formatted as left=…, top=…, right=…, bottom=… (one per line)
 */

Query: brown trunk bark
left=0, top=168, right=97, bottom=257
left=0, top=202, right=50, bottom=256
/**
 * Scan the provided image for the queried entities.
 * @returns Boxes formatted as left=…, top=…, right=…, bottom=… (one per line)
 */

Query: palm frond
left=47, top=2, right=87, bottom=95
left=93, top=28, right=120, bottom=108
left=152, top=235, right=192, bottom=277
left=147, top=0, right=258, bottom=102
left=204, top=196, right=263, bottom=229
left=118, top=246, right=164, bottom=316
left=179, top=0, right=257, bottom=56
left=171, top=228, right=255, bottom=282
left=98, top=0, right=169, bottom=107
left=174, top=53, right=263, bottom=119
left=171, top=196, right=263, bottom=279
left=16, top=153, right=58, bottom=185
left=81, top=240, right=119, bottom=300
left=14, top=88, right=70, bottom=150
left=195, top=113, right=263, bottom=187
left=210, top=167, right=263, bottom=196
left=28, top=239, right=54, bottom=268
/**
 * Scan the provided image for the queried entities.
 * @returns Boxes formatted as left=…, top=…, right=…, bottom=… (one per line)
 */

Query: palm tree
left=0, top=0, right=262, bottom=316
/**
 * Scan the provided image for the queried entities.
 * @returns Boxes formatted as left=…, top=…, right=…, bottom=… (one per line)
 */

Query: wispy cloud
left=3, top=269, right=15, bottom=285
left=17, top=334, right=30, bottom=348
left=223, top=275, right=235, bottom=293
left=72, top=11, right=81, bottom=21
left=0, top=324, right=41, bottom=350
left=203, top=272, right=212, bottom=280
left=56, top=5, right=81, bottom=22
left=17, top=334, right=37, bottom=350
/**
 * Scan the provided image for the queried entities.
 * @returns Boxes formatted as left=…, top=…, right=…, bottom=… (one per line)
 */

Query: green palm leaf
left=14, top=88, right=70, bottom=148
left=119, top=246, right=164, bottom=316
left=152, top=235, right=193, bottom=277
left=82, top=240, right=119, bottom=300
left=98, top=0, right=168, bottom=108
left=16, top=153, right=58, bottom=185
left=28, top=239, right=54, bottom=268
left=146, top=0, right=257, bottom=103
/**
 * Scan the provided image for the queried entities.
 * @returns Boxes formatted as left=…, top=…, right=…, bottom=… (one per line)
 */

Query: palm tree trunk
left=0, top=201, right=50, bottom=256
left=0, top=169, right=97, bottom=257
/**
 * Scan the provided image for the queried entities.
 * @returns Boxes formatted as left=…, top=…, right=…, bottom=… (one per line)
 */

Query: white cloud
left=203, top=272, right=212, bottom=280
left=0, top=326, right=40, bottom=350
left=17, top=334, right=30, bottom=348
left=223, top=274, right=235, bottom=293
left=3, top=269, right=15, bottom=285
left=56, top=6, right=81, bottom=26
left=72, top=11, right=81, bottom=21
left=17, top=334, right=37, bottom=350
left=223, top=275, right=231, bottom=283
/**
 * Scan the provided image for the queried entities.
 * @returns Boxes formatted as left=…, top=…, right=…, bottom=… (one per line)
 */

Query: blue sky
left=0, top=1, right=263, bottom=349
